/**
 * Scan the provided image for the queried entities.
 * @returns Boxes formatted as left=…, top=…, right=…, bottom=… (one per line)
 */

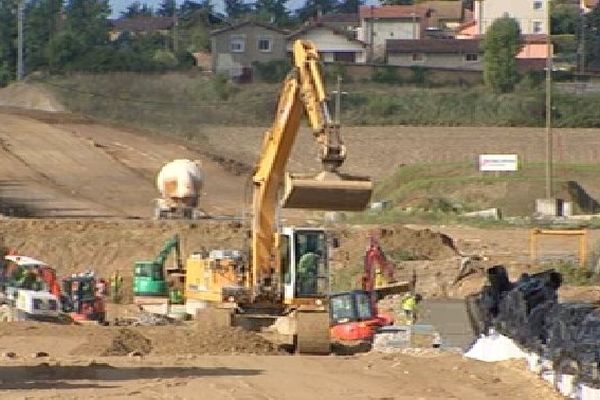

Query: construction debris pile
left=468, top=265, right=600, bottom=398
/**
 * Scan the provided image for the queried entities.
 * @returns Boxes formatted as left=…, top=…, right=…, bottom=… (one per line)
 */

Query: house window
left=533, top=0, right=543, bottom=10
left=533, top=21, right=543, bottom=33
left=465, top=53, right=479, bottom=62
left=411, top=53, right=425, bottom=63
left=258, top=37, right=272, bottom=52
left=334, top=52, right=356, bottom=63
left=230, top=35, right=245, bottom=53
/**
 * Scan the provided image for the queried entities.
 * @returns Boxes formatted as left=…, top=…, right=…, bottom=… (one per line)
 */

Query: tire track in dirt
left=0, top=135, right=124, bottom=217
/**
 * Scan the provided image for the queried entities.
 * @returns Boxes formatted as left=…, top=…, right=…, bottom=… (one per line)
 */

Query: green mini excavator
left=133, top=235, right=185, bottom=302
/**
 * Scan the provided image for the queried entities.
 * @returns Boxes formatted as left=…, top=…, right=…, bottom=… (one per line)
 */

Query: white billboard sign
left=479, top=154, right=518, bottom=172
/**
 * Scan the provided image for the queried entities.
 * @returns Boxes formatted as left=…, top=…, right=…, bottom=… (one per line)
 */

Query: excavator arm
left=154, top=234, right=182, bottom=271
left=251, top=40, right=372, bottom=296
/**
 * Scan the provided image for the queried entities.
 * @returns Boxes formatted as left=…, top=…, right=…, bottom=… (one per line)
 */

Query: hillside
left=373, top=162, right=600, bottom=217
left=3, top=78, right=600, bottom=221
left=42, top=73, right=600, bottom=128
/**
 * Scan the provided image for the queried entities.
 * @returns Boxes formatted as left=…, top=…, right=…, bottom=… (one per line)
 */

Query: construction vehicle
left=185, top=40, right=373, bottom=354
left=62, top=274, right=106, bottom=323
left=134, top=235, right=185, bottom=311
left=0, top=256, right=62, bottom=321
left=155, top=159, right=204, bottom=219
left=330, top=235, right=412, bottom=342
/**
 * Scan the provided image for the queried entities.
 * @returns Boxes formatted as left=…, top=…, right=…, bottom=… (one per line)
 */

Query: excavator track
left=295, top=310, right=331, bottom=355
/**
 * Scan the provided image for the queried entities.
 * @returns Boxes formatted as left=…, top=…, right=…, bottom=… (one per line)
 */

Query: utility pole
left=545, top=0, right=553, bottom=199
left=580, top=9, right=586, bottom=76
left=413, top=2, right=417, bottom=39
left=17, top=0, right=24, bottom=81
left=172, top=0, right=179, bottom=53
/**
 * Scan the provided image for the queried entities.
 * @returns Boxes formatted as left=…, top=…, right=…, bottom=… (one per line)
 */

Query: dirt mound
left=335, top=225, right=458, bottom=269
left=0, top=82, right=66, bottom=112
left=147, top=323, right=281, bottom=356
left=102, top=328, right=152, bottom=356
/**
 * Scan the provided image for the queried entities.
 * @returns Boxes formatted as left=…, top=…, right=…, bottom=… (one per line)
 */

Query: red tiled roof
left=210, top=21, right=289, bottom=36
left=316, top=13, right=359, bottom=23
left=359, top=5, right=428, bottom=20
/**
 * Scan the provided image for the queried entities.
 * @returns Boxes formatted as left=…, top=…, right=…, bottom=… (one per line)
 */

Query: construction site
left=0, top=42, right=600, bottom=400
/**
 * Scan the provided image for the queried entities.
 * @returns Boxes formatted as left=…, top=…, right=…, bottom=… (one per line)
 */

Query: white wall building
left=474, top=0, right=549, bottom=35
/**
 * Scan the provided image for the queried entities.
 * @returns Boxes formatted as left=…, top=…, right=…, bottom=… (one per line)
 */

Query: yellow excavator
left=185, top=40, right=373, bottom=353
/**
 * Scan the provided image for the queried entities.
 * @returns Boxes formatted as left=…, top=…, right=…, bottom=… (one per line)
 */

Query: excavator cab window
left=280, top=235, right=291, bottom=285
left=294, top=230, right=328, bottom=297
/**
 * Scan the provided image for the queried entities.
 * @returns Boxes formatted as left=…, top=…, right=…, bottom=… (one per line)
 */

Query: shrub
left=152, top=49, right=179, bottom=69
left=372, top=66, right=402, bottom=84
left=409, top=66, right=428, bottom=87
left=252, top=60, right=291, bottom=83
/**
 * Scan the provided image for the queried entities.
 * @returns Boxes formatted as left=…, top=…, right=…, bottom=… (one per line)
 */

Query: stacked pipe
left=467, top=265, right=600, bottom=397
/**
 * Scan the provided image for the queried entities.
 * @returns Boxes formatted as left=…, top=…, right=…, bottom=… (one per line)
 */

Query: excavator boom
left=252, top=40, right=373, bottom=292
left=281, top=41, right=372, bottom=210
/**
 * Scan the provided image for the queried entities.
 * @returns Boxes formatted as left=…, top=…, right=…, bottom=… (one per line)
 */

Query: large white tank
left=156, top=159, right=203, bottom=207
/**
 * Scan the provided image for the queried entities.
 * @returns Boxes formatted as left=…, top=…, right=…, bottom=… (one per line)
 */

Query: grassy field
left=361, top=162, right=600, bottom=219
left=42, top=73, right=600, bottom=132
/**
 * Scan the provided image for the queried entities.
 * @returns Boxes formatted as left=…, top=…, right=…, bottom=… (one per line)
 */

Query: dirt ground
left=0, top=109, right=246, bottom=218
left=0, top=333, right=561, bottom=400
left=0, top=90, right=595, bottom=399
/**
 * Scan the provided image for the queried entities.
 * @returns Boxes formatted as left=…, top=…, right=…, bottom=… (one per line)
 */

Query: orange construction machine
left=330, top=235, right=412, bottom=342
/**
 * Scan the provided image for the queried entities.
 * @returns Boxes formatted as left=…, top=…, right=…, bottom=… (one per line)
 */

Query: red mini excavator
left=330, top=234, right=413, bottom=342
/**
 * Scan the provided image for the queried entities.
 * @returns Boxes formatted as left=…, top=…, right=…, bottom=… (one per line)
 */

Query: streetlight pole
left=545, top=0, right=553, bottom=199
left=17, top=0, right=24, bottom=81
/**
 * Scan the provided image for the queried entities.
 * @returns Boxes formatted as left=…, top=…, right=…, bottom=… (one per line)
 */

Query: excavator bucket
left=282, top=171, right=373, bottom=211
left=373, top=281, right=412, bottom=299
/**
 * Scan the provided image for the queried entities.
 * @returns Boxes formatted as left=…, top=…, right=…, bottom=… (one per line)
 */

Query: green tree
left=551, top=4, right=580, bottom=35
left=225, top=0, right=252, bottom=18
left=337, top=0, right=363, bottom=13
left=157, top=0, right=176, bottom=17
left=582, top=5, right=600, bottom=69
left=48, top=0, right=111, bottom=70
left=179, top=0, right=210, bottom=15
left=0, top=0, right=17, bottom=85
left=483, top=17, right=522, bottom=93
left=121, top=1, right=154, bottom=18
left=254, top=0, right=289, bottom=25
left=297, top=0, right=337, bottom=21
left=25, top=0, right=63, bottom=70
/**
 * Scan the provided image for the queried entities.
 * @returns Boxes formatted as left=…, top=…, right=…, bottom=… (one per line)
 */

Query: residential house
left=420, top=0, right=464, bottom=30
left=316, top=13, right=360, bottom=37
left=386, top=39, right=483, bottom=70
left=358, top=5, right=425, bottom=60
left=386, top=37, right=546, bottom=72
left=287, top=23, right=368, bottom=63
left=582, top=0, right=599, bottom=12
left=109, top=16, right=174, bottom=41
left=357, top=2, right=466, bottom=61
left=210, top=21, right=288, bottom=79
left=474, top=0, right=549, bottom=35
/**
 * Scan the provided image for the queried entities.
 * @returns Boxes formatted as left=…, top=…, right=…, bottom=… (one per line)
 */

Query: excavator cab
left=279, top=227, right=330, bottom=305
